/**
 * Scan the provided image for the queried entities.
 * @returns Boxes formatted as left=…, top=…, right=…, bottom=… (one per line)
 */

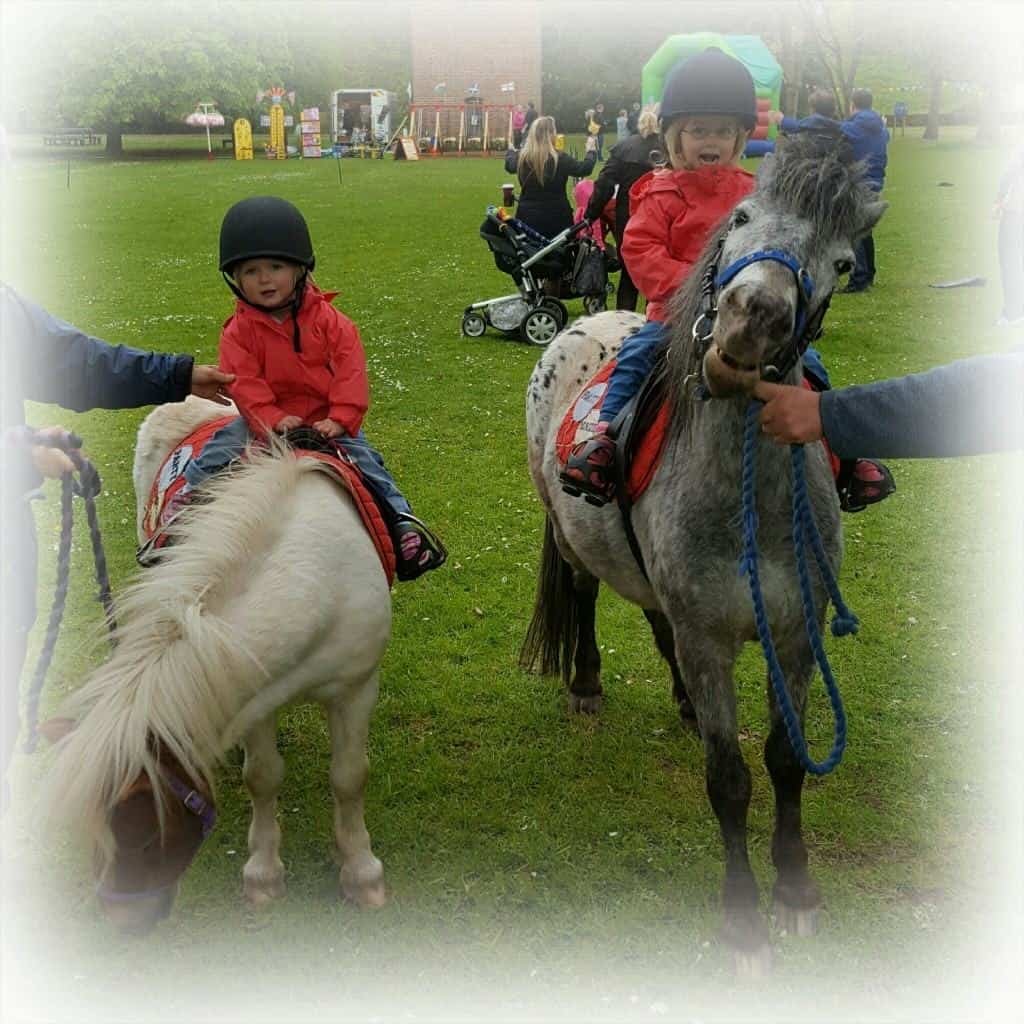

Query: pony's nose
left=720, top=283, right=792, bottom=340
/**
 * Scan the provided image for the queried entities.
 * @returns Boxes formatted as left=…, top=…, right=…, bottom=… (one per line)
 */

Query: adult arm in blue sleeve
left=819, top=354, right=1024, bottom=459
left=2, top=283, right=193, bottom=412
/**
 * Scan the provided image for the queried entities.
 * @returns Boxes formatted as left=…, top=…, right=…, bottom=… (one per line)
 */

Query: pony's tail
left=519, top=516, right=578, bottom=682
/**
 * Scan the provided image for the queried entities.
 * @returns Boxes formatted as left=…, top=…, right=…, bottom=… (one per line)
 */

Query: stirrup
left=394, top=514, right=448, bottom=581
left=838, top=459, right=895, bottom=513
left=560, top=433, right=618, bottom=507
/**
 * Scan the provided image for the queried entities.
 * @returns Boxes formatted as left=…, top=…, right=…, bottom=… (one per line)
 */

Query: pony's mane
left=662, top=133, right=873, bottom=433
left=759, top=132, right=872, bottom=242
left=45, top=441, right=333, bottom=866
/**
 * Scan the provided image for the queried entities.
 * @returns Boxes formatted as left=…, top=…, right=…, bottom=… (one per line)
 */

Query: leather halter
left=96, top=768, right=216, bottom=904
left=690, top=237, right=832, bottom=390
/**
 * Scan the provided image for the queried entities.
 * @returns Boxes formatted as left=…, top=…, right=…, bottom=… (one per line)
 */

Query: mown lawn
left=2, top=129, right=1020, bottom=1022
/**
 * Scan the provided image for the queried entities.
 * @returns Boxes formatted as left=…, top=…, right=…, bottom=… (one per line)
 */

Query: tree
left=13, top=2, right=286, bottom=155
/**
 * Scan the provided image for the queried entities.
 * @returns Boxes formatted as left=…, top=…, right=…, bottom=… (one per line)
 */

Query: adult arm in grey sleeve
left=819, top=353, right=1024, bottom=459
left=2, top=283, right=193, bottom=412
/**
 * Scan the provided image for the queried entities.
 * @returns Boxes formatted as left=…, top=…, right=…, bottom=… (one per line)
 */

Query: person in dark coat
left=626, top=102, right=641, bottom=135
left=1, top=283, right=234, bottom=797
left=522, top=101, right=538, bottom=136
left=840, top=88, right=889, bottom=292
left=583, top=108, right=661, bottom=310
left=775, top=89, right=844, bottom=145
left=504, top=115, right=597, bottom=240
left=592, top=102, right=608, bottom=160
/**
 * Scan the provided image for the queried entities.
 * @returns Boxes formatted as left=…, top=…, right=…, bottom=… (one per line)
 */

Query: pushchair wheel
left=520, top=307, right=561, bottom=346
left=582, top=294, right=607, bottom=316
left=539, top=298, right=569, bottom=330
left=461, top=312, right=487, bottom=338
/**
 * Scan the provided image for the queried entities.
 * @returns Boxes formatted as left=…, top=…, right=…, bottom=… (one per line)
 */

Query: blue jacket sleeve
left=820, top=354, right=1024, bottom=459
left=3, top=283, right=193, bottom=412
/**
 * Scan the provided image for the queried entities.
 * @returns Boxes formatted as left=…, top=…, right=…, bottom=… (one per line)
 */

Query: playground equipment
left=232, top=118, right=254, bottom=160
left=641, top=33, right=782, bottom=157
left=258, top=86, right=296, bottom=160
left=409, top=102, right=514, bottom=155
left=185, top=102, right=225, bottom=160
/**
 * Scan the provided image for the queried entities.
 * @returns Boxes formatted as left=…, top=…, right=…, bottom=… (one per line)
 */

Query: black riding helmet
left=659, top=47, right=757, bottom=130
left=219, top=195, right=315, bottom=273
left=219, top=196, right=316, bottom=351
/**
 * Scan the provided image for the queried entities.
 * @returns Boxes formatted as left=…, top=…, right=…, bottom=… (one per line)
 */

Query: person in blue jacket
left=839, top=88, right=889, bottom=293
left=754, top=351, right=1024, bottom=457
left=1, top=283, right=234, bottom=798
left=774, top=89, right=844, bottom=144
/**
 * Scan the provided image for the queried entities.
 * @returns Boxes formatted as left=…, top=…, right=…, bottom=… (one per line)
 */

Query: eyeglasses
left=679, top=124, right=740, bottom=141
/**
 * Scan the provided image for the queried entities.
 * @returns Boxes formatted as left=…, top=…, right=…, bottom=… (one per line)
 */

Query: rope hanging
left=738, top=401, right=856, bottom=776
left=18, top=430, right=116, bottom=753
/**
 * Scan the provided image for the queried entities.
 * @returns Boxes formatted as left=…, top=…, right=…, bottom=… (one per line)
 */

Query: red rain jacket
left=219, top=284, right=369, bottom=437
left=622, top=165, right=755, bottom=323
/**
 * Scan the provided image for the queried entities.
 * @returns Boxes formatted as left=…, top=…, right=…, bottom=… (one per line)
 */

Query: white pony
left=44, top=397, right=391, bottom=932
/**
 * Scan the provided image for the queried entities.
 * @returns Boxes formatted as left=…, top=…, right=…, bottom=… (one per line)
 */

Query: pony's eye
left=733, top=209, right=750, bottom=227
left=834, top=259, right=854, bottom=275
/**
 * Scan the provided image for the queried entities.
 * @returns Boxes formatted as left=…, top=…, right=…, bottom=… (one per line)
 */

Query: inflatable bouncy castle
left=641, top=33, right=782, bottom=158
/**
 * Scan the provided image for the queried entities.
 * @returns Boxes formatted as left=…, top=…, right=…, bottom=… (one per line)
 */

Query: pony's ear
left=856, top=198, right=888, bottom=239
left=38, top=717, right=77, bottom=744
left=755, top=151, right=777, bottom=187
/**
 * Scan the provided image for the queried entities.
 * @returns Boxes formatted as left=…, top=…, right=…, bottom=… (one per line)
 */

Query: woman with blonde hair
left=504, top=115, right=597, bottom=241
left=583, top=107, right=662, bottom=311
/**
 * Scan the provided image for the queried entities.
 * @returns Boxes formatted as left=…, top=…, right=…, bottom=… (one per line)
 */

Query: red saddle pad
left=554, top=361, right=672, bottom=501
left=141, top=417, right=396, bottom=585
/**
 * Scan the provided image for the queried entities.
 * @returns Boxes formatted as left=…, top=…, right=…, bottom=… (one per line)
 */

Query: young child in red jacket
left=561, top=47, right=894, bottom=511
left=172, top=196, right=445, bottom=581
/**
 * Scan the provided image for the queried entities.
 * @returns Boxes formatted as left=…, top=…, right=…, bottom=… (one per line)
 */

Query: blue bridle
left=693, top=241, right=829, bottom=386
left=713, top=248, right=816, bottom=349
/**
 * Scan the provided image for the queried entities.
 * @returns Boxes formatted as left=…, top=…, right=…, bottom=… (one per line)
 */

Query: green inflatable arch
left=641, top=33, right=783, bottom=143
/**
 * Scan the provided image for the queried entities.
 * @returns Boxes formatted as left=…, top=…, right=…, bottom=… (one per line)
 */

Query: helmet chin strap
left=223, top=269, right=310, bottom=352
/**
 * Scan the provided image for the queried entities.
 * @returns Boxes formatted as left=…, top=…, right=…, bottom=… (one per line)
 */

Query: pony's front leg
left=241, top=714, right=286, bottom=906
left=568, top=570, right=602, bottom=714
left=765, top=638, right=821, bottom=937
left=327, top=676, right=386, bottom=908
left=677, top=637, right=770, bottom=977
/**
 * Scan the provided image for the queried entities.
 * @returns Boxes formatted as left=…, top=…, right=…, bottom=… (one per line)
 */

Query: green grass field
left=1, top=130, right=1019, bottom=1021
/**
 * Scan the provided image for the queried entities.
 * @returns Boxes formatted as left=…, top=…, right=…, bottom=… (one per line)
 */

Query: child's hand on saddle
left=313, top=418, right=344, bottom=439
left=275, top=415, right=304, bottom=434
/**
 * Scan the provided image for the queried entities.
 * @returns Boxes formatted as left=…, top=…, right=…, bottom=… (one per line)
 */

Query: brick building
left=410, top=1, right=542, bottom=112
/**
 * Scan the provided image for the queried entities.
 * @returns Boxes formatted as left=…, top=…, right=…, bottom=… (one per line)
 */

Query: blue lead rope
left=738, top=401, right=857, bottom=775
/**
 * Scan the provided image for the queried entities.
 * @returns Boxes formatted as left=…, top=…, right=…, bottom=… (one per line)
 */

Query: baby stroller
left=462, top=208, right=617, bottom=346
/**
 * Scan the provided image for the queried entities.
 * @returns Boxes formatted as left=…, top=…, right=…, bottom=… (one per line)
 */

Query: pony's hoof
left=569, top=692, right=603, bottom=715
left=774, top=901, right=819, bottom=937
left=733, top=943, right=773, bottom=980
left=344, top=879, right=388, bottom=908
left=243, top=865, right=286, bottom=906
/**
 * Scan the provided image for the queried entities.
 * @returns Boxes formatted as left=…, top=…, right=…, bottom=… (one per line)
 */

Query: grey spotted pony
left=522, top=134, right=886, bottom=975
